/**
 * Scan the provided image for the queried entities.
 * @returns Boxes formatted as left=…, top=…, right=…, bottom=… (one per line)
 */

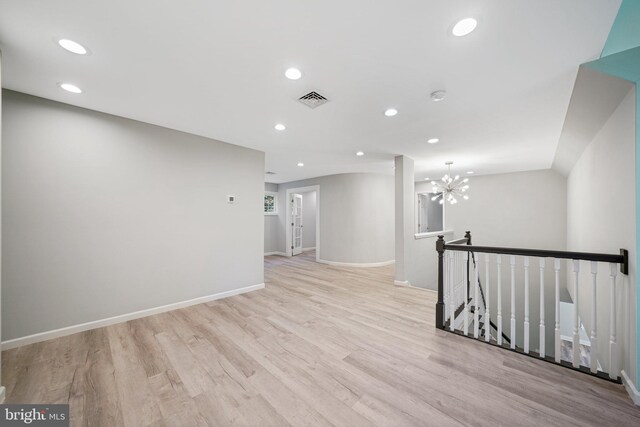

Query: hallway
left=2, top=252, right=639, bottom=426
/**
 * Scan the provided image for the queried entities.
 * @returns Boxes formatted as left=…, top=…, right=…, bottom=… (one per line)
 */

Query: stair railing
left=436, top=231, right=629, bottom=382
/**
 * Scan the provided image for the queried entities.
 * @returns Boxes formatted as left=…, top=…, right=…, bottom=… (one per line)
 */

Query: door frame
left=285, top=185, right=320, bottom=261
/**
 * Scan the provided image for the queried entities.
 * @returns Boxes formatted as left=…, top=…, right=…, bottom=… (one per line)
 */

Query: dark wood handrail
left=442, top=243, right=628, bottom=274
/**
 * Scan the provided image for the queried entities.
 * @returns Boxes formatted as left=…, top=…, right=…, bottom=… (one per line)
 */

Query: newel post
left=436, top=235, right=446, bottom=329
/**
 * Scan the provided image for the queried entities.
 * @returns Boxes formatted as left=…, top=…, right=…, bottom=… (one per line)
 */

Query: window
left=264, top=191, right=278, bottom=215
left=416, top=192, right=444, bottom=233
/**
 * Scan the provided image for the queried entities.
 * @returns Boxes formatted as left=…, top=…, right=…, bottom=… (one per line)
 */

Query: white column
left=572, top=260, right=581, bottom=368
left=497, top=255, right=503, bottom=346
left=554, top=259, right=561, bottom=363
left=393, top=155, right=414, bottom=285
left=539, top=258, right=546, bottom=358
left=609, top=263, right=618, bottom=379
left=524, top=257, right=530, bottom=354
left=510, top=255, right=516, bottom=350
left=485, top=254, right=491, bottom=342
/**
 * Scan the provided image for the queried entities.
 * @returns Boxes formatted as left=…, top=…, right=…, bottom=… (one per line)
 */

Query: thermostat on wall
left=227, top=195, right=235, bottom=204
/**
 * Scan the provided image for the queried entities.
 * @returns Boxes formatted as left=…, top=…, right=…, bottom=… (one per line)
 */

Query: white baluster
left=554, top=259, right=561, bottom=363
left=485, top=254, right=491, bottom=342
left=444, top=249, right=448, bottom=321
left=573, top=260, right=580, bottom=368
left=449, top=252, right=455, bottom=331
left=590, top=261, right=598, bottom=374
left=463, top=251, right=469, bottom=335
left=539, top=258, right=546, bottom=358
left=524, top=257, right=530, bottom=354
left=609, top=263, right=618, bottom=379
left=510, top=255, right=516, bottom=350
left=474, top=254, right=480, bottom=338
left=497, top=255, right=503, bottom=346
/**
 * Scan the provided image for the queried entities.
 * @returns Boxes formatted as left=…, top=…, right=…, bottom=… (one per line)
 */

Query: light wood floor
left=3, top=251, right=640, bottom=426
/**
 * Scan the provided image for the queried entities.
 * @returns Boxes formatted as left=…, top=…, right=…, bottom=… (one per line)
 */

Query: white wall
left=410, top=169, right=567, bottom=352
left=2, top=90, right=265, bottom=341
left=264, top=182, right=280, bottom=254
left=567, top=88, right=636, bottom=383
left=301, top=191, right=316, bottom=249
left=277, top=173, right=394, bottom=264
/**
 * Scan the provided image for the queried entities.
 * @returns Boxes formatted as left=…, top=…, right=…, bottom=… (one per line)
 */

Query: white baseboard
left=264, top=251, right=287, bottom=256
left=0, top=386, right=5, bottom=404
left=302, top=247, right=316, bottom=252
left=394, top=280, right=411, bottom=287
left=394, top=280, right=436, bottom=292
left=317, top=259, right=395, bottom=268
left=1, top=283, right=265, bottom=351
left=622, top=370, right=640, bottom=406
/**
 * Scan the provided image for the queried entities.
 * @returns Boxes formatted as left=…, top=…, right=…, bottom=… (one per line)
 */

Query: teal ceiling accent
left=585, top=46, right=640, bottom=83
left=587, top=0, right=640, bottom=388
left=602, top=0, right=640, bottom=57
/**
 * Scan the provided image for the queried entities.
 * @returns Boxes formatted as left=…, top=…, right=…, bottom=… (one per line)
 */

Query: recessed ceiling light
left=427, top=138, right=439, bottom=144
left=58, top=83, right=82, bottom=93
left=285, top=68, right=302, bottom=80
left=274, top=123, right=286, bottom=131
left=58, top=39, right=88, bottom=55
left=356, top=151, right=364, bottom=156
left=430, top=90, right=447, bottom=102
left=297, top=162, right=304, bottom=167
left=467, top=171, right=474, bottom=174
left=384, top=108, right=398, bottom=117
left=452, top=18, right=478, bottom=37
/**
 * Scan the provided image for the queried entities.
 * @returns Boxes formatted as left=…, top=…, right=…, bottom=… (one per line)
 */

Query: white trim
left=0, top=386, right=5, bottom=404
left=286, top=185, right=320, bottom=262
left=622, top=370, right=640, bottom=406
left=318, top=259, right=395, bottom=268
left=302, top=247, right=316, bottom=252
left=394, top=280, right=437, bottom=292
left=264, top=251, right=287, bottom=256
left=1, top=283, right=265, bottom=351
left=560, top=334, right=591, bottom=346
left=414, top=229, right=454, bottom=239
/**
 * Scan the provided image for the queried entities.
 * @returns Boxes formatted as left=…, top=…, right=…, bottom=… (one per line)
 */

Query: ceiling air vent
left=298, top=91, right=328, bottom=109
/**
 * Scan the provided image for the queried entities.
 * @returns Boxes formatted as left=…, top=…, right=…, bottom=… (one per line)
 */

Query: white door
left=291, top=194, right=303, bottom=255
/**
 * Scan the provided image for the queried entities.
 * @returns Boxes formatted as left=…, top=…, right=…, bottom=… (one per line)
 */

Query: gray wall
left=410, top=169, right=567, bottom=353
left=277, top=173, right=394, bottom=264
left=264, top=182, right=280, bottom=254
left=301, top=191, right=316, bottom=249
left=0, top=51, right=4, bottom=394
left=2, top=90, right=265, bottom=341
left=566, top=89, right=636, bottom=383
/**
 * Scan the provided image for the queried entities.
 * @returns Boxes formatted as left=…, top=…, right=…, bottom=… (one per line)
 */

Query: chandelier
left=430, top=161, right=469, bottom=205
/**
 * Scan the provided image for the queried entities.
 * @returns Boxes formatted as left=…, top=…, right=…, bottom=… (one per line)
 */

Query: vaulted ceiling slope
left=0, top=0, right=621, bottom=183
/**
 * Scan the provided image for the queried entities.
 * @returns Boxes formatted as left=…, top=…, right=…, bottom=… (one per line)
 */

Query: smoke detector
left=430, top=90, right=447, bottom=102
left=298, top=91, right=328, bottom=109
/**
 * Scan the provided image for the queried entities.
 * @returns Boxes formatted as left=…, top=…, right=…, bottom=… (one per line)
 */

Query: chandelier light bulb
left=430, top=161, right=471, bottom=205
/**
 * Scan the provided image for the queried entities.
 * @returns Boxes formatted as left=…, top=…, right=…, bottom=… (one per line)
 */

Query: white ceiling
left=0, top=0, right=621, bottom=183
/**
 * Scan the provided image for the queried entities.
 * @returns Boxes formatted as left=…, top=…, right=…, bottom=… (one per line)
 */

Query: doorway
left=286, top=185, right=320, bottom=260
